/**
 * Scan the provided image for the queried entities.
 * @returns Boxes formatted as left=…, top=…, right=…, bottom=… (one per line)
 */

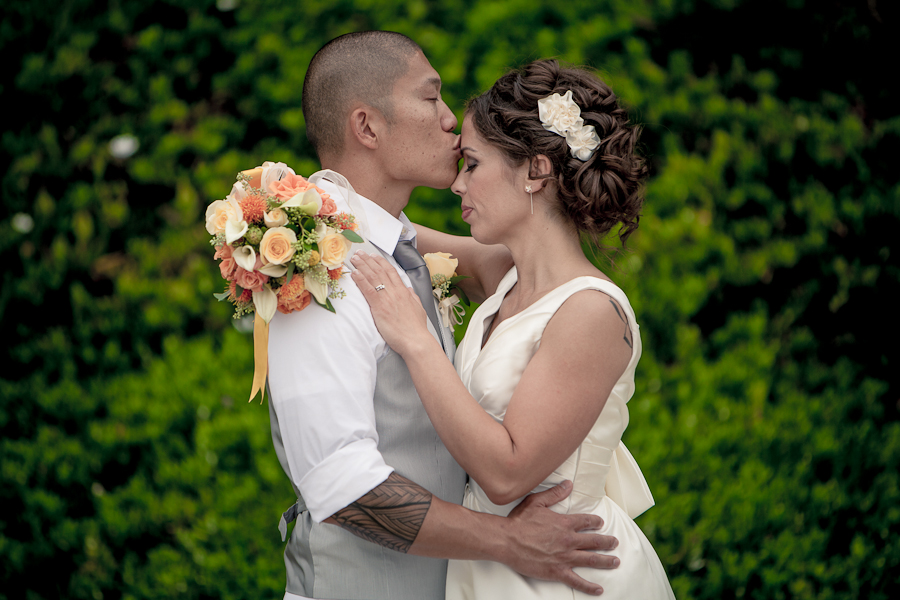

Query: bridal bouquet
left=206, top=161, right=363, bottom=401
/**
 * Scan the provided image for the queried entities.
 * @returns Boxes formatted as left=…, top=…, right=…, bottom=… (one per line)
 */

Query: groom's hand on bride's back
left=503, top=480, right=619, bottom=595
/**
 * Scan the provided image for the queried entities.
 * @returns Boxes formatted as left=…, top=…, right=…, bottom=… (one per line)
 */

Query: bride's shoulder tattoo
left=331, top=472, right=433, bottom=553
left=608, top=298, right=633, bottom=350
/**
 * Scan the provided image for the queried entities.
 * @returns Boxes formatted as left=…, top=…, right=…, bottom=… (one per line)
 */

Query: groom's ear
left=349, top=104, right=387, bottom=151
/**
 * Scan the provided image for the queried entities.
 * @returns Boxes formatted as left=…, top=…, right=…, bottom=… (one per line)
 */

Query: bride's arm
left=351, top=252, right=632, bottom=505
left=413, top=223, right=513, bottom=304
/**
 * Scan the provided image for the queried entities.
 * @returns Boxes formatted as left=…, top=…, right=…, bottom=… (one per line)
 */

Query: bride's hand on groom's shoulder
left=351, top=251, right=432, bottom=355
left=503, top=480, right=619, bottom=596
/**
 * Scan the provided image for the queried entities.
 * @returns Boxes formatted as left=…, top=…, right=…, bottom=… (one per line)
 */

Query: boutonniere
left=423, top=252, right=469, bottom=332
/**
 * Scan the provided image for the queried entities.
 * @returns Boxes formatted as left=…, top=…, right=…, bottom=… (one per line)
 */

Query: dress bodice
left=454, top=267, right=654, bottom=519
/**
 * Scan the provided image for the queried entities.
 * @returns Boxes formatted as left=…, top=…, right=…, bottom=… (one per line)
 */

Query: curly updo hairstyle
left=467, top=59, right=648, bottom=246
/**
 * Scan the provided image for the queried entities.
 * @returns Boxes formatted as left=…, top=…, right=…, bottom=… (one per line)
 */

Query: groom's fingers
left=572, top=531, right=618, bottom=553
left=558, top=568, right=605, bottom=595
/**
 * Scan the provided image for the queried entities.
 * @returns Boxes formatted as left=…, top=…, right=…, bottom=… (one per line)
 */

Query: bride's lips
left=461, top=205, right=473, bottom=221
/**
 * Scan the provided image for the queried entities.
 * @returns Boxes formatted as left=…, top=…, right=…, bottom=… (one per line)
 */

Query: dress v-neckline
left=476, top=267, right=617, bottom=354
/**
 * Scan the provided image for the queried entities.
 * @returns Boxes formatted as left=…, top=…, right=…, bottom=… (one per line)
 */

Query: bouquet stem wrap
left=250, top=311, right=269, bottom=402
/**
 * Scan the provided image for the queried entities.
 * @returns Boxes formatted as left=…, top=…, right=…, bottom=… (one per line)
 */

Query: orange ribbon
left=249, top=311, right=269, bottom=403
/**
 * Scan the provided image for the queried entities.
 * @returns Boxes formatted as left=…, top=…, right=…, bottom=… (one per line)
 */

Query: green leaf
left=284, top=264, right=294, bottom=285
left=448, top=275, right=471, bottom=286
left=312, top=295, right=336, bottom=313
left=452, top=286, right=470, bottom=307
left=235, top=284, right=244, bottom=298
left=341, top=229, right=363, bottom=243
left=213, top=291, right=230, bottom=301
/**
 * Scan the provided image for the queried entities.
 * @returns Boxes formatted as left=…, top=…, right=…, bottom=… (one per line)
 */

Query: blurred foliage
left=1, top=0, right=898, bottom=598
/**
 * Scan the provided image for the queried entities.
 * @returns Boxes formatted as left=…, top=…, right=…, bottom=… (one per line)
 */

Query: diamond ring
left=375, top=284, right=386, bottom=292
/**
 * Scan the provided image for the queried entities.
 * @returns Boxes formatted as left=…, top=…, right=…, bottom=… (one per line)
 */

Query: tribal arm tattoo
left=608, top=298, right=633, bottom=349
left=329, top=471, right=433, bottom=554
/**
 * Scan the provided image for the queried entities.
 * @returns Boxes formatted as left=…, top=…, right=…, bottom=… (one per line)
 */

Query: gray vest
left=269, top=247, right=467, bottom=600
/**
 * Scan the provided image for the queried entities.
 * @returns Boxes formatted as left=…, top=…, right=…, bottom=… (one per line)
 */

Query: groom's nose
left=440, top=100, right=458, bottom=132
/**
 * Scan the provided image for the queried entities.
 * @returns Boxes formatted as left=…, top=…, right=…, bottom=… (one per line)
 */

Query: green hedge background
left=2, top=0, right=898, bottom=598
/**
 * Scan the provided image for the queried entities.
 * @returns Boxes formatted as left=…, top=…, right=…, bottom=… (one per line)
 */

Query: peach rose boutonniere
left=423, top=252, right=470, bottom=332
left=206, top=162, right=365, bottom=402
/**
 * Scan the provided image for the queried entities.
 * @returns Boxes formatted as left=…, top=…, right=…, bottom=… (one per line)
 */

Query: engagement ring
left=375, top=284, right=386, bottom=291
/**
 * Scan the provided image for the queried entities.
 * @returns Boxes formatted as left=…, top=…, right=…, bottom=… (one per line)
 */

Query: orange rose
left=268, top=173, right=314, bottom=202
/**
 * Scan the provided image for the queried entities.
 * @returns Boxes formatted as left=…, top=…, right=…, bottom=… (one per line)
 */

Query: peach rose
left=219, top=256, right=237, bottom=280
left=234, top=257, right=269, bottom=293
left=424, top=252, right=458, bottom=280
left=319, top=232, right=352, bottom=269
left=268, top=173, right=314, bottom=202
left=277, top=274, right=311, bottom=314
left=214, top=244, right=233, bottom=261
left=318, top=194, right=338, bottom=217
left=260, top=227, right=297, bottom=265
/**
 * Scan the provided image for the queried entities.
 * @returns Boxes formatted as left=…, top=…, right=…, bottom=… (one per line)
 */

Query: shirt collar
left=314, top=177, right=414, bottom=255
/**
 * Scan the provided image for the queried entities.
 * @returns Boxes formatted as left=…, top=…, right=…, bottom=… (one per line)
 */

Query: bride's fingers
left=356, top=252, right=406, bottom=291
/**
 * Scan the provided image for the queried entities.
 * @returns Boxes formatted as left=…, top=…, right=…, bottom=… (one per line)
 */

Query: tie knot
left=392, top=239, right=426, bottom=271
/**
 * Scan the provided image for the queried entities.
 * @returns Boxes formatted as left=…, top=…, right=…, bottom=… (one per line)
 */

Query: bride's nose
left=451, top=170, right=465, bottom=196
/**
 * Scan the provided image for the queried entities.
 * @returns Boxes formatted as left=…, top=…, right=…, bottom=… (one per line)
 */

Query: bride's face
left=452, top=117, right=529, bottom=245
left=378, top=51, right=460, bottom=189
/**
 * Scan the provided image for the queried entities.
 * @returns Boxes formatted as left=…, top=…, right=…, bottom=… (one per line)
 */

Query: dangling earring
left=525, top=185, right=533, bottom=214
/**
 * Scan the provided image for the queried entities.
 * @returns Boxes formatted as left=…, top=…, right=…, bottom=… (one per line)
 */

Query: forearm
left=402, top=337, right=526, bottom=497
left=327, top=471, right=509, bottom=561
left=330, top=470, right=616, bottom=597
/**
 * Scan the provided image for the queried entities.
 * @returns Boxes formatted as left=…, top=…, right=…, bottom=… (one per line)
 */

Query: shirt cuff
left=298, top=438, right=394, bottom=523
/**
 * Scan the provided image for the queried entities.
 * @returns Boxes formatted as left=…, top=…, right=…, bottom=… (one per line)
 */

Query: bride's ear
left=526, top=155, right=553, bottom=192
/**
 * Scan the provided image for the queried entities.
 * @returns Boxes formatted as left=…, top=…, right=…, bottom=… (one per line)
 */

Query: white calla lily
left=233, top=245, right=257, bottom=271
left=252, top=285, right=278, bottom=324
left=282, top=188, right=322, bottom=216
left=258, top=262, right=288, bottom=277
left=305, top=266, right=328, bottom=304
left=224, top=197, right=248, bottom=244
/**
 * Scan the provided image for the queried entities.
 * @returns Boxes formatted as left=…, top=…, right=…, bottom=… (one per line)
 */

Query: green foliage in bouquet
left=1, top=0, right=897, bottom=598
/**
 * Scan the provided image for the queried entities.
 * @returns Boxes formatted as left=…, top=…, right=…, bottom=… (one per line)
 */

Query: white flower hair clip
left=537, top=90, right=601, bottom=161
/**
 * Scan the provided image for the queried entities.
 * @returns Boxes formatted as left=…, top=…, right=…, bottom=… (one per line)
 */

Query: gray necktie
left=393, top=239, right=445, bottom=350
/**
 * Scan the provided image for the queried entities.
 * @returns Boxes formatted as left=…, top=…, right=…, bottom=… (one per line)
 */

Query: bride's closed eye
left=464, top=161, right=478, bottom=173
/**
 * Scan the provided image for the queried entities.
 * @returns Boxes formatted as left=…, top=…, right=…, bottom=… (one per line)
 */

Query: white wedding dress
left=446, top=267, right=675, bottom=600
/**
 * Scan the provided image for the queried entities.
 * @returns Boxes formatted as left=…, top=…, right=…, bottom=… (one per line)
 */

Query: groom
left=266, top=31, right=618, bottom=600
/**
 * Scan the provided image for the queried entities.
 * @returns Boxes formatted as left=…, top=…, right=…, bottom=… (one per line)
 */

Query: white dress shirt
left=267, top=178, right=421, bottom=524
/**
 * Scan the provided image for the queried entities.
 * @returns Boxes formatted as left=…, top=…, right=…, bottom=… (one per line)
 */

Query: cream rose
left=264, top=208, right=289, bottom=228
left=205, top=198, right=242, bottom=235
left=537, top=90, right=583, bottom=136
left=318, top=232, right=352, bottom=269
left=260, top=227, right=297, bottom=265
left=424, top=252, right=458, bottom=280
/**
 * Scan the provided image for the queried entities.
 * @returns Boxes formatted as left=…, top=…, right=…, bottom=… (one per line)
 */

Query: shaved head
left=302, top=31, right=422, bottom=159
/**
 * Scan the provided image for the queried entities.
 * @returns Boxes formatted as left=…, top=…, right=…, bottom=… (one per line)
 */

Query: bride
left=350, top=59, right=675, bottom=599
